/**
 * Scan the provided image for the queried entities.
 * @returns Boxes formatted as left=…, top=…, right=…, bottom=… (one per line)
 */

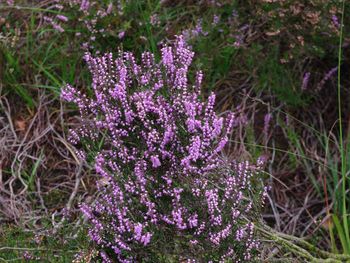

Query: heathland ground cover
left=0, top=0, right=350, bottom=262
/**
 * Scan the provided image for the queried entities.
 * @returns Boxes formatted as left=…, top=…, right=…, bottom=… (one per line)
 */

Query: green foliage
left=0, top=224, right=88, bottom=262
left=253, top=46, right=307, bottom=107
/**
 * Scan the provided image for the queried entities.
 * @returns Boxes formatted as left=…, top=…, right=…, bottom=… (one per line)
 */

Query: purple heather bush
left=1, top=0, right=124, bottom=49
left=62, top=35, right=265, bottom=262
left=180, top=8, right=247, bottom=49
left=50, top=0, right=123, bottom=49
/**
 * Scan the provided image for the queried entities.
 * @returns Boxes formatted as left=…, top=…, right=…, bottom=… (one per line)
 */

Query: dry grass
left=0, top=87, right=96, bottom=229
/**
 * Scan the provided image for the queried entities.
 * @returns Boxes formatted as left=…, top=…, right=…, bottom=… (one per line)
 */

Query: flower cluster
left=2, top=0, right=124, bottom=49
left=180, top=8, right=248, bottom=49
left=62, top=35, right=263, bottom=262
left=52, top=0, right=124, bottom=49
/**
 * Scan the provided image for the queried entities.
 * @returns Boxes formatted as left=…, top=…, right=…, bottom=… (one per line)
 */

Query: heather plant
left=47, top=0, right=126, bottom=50
left=181, top=8, right=244, bottom=48
left=245, top=0, right=344, bottom=62
left=4, top=0, right=349, bottom=261
left=61, top=35, right=265, bottom=262
left=0, top=0, right=125, bottom=50
left=174, top=0, right=347, bottom=106
left=172, top=4, right=250, bottom=92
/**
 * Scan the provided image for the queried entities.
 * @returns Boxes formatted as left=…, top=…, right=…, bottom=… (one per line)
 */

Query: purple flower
left=52, top=22, right=64, bottom=32
left=106, top=3, right=113, bottom=14
left=118, top=31, right=125, bottom=39
left=302, top=72, right=310, bottom=90
left=80, top=0, right=90, bottom=11
left=150, top=155, right=161, bottom=168
left=212, top=15, right=220, bottom=26
left=263, top=113, right=272, bottom=139
left=23, top=251, right=35, bottom=260
left=332, top=15, right=340, bottom=28
left=56, top=15, right=68, bottom=22
left=318, top=66, right=338, bottom=90
left=150, top=14, right=160, bottom=26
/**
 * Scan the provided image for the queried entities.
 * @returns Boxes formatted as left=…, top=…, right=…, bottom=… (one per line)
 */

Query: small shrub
left=246, top=0, right=343, bottom=62
left=1, top=0, right=126, bottom=50
left=61, top=35, right=265, bottom=262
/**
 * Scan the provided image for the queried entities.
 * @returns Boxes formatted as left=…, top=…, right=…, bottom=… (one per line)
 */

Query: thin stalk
left=228, top=139, right=340, bottom=176
left=256, top=223, right=350, bottom=262
left=337, top=0, right=349, bottom=249
left=0, top=5, right=62, bottom=14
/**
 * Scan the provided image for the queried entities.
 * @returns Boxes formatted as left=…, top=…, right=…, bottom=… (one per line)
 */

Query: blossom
left=56, top=15, right=68, bottom=22
left=118, top=31, right=125, bottom=39
left=302, top=72, right=311, bottom=90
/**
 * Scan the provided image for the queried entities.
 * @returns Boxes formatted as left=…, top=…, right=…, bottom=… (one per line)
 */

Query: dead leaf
left=266, top=29, right=281, bottom=36
left=320, top=215, right=333, bottom=230
left=15, top=119, right=26, bottom=132
left=297, top=35, right=305, bottom=46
